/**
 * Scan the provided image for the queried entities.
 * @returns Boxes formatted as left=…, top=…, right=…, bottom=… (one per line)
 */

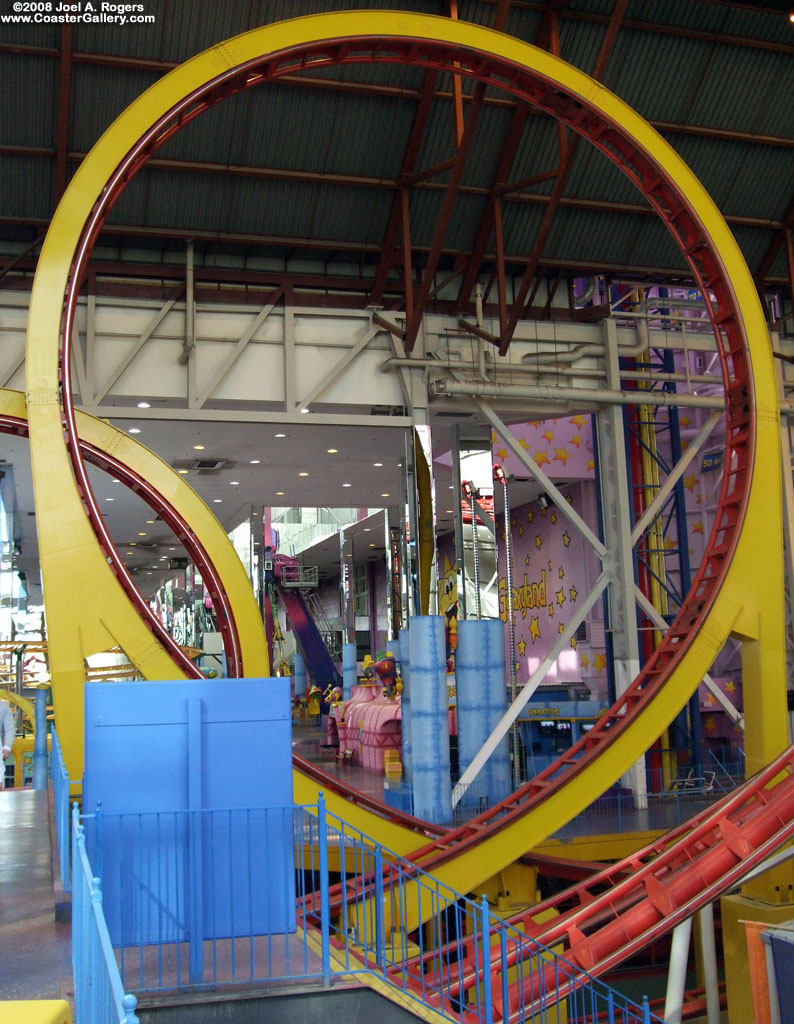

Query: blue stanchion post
left=409, top=616, right=452, bottom=824
left=32, top=687, right=47, bottom=790
left=342, top=643, right=357, bottom=701
left=374, top=846, right=384, bottom=969
left=480, top=895, right=493, bottom=1024
left=317, top=793, right=331, bottom=987
left=642, top=995, right=651, bottom=1024
left=95, top=802, right=104, bottom=882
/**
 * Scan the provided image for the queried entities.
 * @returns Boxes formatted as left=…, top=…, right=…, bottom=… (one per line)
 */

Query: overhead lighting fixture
left=193, top=444, right=205, bottom=451
left=128, top=427, right=141, bottom=434
left=298, top=471, right=309, bottom=477
left=213, top=499, right=222, bottom=503
left=363, top=528, right=371, bottom=532
left=381, top=493, right=390, bottom=498
left=342, top=483, right=351, bottom=488
left=168, top=547, right=176, bottom=551
left=137, top=401, right=150, bottom=409
left=129, top=542, right=137, bottom=547
left=250, top=459, right=261, bottom=464
left=373, top=462, right=383, bottom=467
left=230, top=481, right=240, bottom=486
left=369, top=544, right=376, bottom=548
left=105, top=497, right=114, bottom=502
left=126, top=550, right=133, bottom=555
left=327, top=448, right=338, bottom=454
left=275, top=433, right=286, bottom=438
left=276, top=491, right=285, bottom=496
left=138, top=532, right=146, bottom=537
left=145, top=520, right=155, bottom=524
left=300, top=408, right=309, bottom=414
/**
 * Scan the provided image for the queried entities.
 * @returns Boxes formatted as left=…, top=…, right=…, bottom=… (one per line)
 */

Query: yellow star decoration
left=529, top=617, right=541, bottom=643
left=497, top=447, right=508, bottom=460
left=680, top=415, right=692, bottom=428
left=556, top=588, right=566, bottom=607
left=593, top=653, right=607, bottom=673
left=550, top=511, right=557, bottom=524
left=705, top=693, right=715, bottom=706
left=534, top=450, right=551, bottom=468
left=540, top=505, right=548, bottom=517
left=548, top=604, right=555, bottom=618
left=569, top=415, right=586, bottom=429
left=570, top=638, right=578, bottom=650
left=491, top=431, right=499, bottom=443
left=581, top=652, right=590, bottom=669
left=562, top=531, right=571, bottom=548
left=535, top=535, right=543, bottom=550
left=558, top=622, right=565, bottom=635
left=586, top=459, right=595, bottom=472
left=570, top=434, right=582, bottom=448
left=684, top=474, right=698, bottom=492
left=558, top=566, right=565, bottom=579
left=519, top=526, right=524, bottom=536
left=692, top=522, right=704, bottom=535
left=518, top=637, right=527, bottom=656
left=511, top=516, right=517, bottom=526
left=566, top=494, right=574, bottom=504
left=704, top=716, right=716, bottom=734
left=725, top=680, right=736, bottom=695
left=542, top=430, right=554, bottom=443
left=527, top=508, right=535, bottom=523
left=519, top=438, right=529, bottom=450
left=525, top=554, right=531, bottom=567
left=664, top=538, right=676, bottom=550
left=553, top=447, right=571, bottom=466
left=569, top=586, right=578, bottom=602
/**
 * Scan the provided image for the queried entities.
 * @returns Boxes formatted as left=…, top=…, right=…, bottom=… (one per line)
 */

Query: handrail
left=72, top=806, right=139, bottom=1024
left=49, top=729, right=72, bottom=894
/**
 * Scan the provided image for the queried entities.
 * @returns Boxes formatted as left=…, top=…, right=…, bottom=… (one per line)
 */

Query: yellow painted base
left=0, top=1000, right=72, bottom=1024
left=721, top=892, right=794, bottom=1024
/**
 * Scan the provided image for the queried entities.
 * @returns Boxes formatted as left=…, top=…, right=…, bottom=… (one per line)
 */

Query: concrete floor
left=0, top=788, right=72, bottom=1004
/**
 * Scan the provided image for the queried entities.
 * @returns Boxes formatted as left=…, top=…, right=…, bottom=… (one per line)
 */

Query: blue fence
left=78, top=795, right=663, bottom=1024
left=49, top=728, right=72, bottom=894
left=72, top=806, right=140, bottom=1024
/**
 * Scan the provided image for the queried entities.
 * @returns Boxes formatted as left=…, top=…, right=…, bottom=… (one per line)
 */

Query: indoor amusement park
left=2, top=3, right=794, bottom=1024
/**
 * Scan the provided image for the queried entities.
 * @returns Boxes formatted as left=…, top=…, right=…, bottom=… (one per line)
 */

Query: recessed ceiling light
left=327, top=448, right=338, bottom=454
left=168, top=547, right=176, bottom=551
left=446, top=509, right=454, bottom=514
left=298, top=471, right=309, bottom=477
left=113, top=479, right=120, bottom=484
left=369, top=543, right=376, bottom=548
left=137, top=401, right=150, bottom=409
left=126, top=550, right=133, bottom=555
left=178, top=469, right=189, bottom=474
left=129, top=542, right=137, bottom=547
left=342, top=483, right=351, bottom=488
left=105, top=497, right=114, bottom=502
left=138, top=532, right=146, bottom=536
left=300, top=408, right=309, bottom=414
left=128, top=427, right=141, bottom=434
left=160, top=557, right=167, bottom=561
left=373, top=462, right=383, bottom=467
left=449, top=485, right=454, bottom=489
left=213, top=499, right=223, bottom=503
left=363, top=528, right=371, bottom=532
left=193, top=444, right=205, bottom=451
left=250, top=459, right=261, bottom=464
left=381, top=493, right=390, bottom=498
left=275, top=433, right=286, bottom=438
left=276, top=491, right=285, bottom=496
left=230, top=481, right=239, bottom=486
left=145, top=520, right=154, bottom=524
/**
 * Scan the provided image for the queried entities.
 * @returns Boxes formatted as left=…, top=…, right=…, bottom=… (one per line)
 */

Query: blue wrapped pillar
left=409, top=616, right=452, bottom=824
left=456, top=618, right=510, bottom=808
left=32, top=688, right=47, bottom=790
left=293, top=650, right=307, bottom=698
left=399, top=627, right=411, bottom=784
left=342, top=643, right=357, bottom=700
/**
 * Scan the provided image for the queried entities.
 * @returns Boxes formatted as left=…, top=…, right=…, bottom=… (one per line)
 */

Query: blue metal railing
left=72, top=806, right=140, bottom=1024
left=50, top=728, right=72, bottom=894
left=78, top=795, right=663, bottom=1024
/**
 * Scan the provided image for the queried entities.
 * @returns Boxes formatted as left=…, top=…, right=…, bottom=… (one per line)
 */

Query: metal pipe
left=699, top=903, right=721, bottom=1024
left=430, top=378, right=724, bottom=409
left=178, top=239, right=195, bottom=365
left=663, top=916, right=692, bottom=1024
left=496, top=469, right=520, bottom=790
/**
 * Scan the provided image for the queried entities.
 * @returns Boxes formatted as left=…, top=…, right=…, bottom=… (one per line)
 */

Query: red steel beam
left=497, top=0, right=630, bottom=353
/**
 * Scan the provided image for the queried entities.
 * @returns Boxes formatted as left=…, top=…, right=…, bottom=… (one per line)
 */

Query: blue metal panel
left=83, top=678, right=295, bottom=944
left=409, top=616, right=452, bottom=824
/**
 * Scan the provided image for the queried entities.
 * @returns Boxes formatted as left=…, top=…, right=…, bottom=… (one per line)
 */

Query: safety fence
left=49, top=727, right=72, bottom=894
left=72, top=807, right=140, bottom=1024
left=77, top=795, right=662, bottom=1024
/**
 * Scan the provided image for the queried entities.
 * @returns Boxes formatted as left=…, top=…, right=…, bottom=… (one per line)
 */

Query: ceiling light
left=299, top=471, right=308, bottom=477
left=250, top=459, right=261, bottom=464
left=213, top=499, right=222, bottom=503
left=275, top=433, right=286, bottom=438
left=105, top=497, right=114, bottom=502
left=276, top=491, right=285, bottom=496
left=178, top=469, right=189, bottom=474
left=342, top=483, right=351, bottom=488
left=363, top=528, right=371, bottom=532
left=128, top=427, right=141, bottom=434
left=373, top=462, right=383, bottom=467
left=137, top=401, right=150, bottom=409
left=126, top=550, right=134, bottom=555
left=369, top=544, right=376, bottom=548
left=300, top=408, right=309, bottom=414
left=113, top=479, right=120, bottom=484
left=138, top=532, right=146, bottom=537
left=145, top=520, right=154, bottom=524
left=168, top=547, right=176, bottom=551
left=129, top=542, right=137, bottom=547
left=230, top=481, right=239, bottom=486
left=160, top=557, right=167, bottom=561
left=381, top=493, right=390, bottom=498
left=327, top=448, right=338, bottom=454
left=193, top=444, right=205, bottom=451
